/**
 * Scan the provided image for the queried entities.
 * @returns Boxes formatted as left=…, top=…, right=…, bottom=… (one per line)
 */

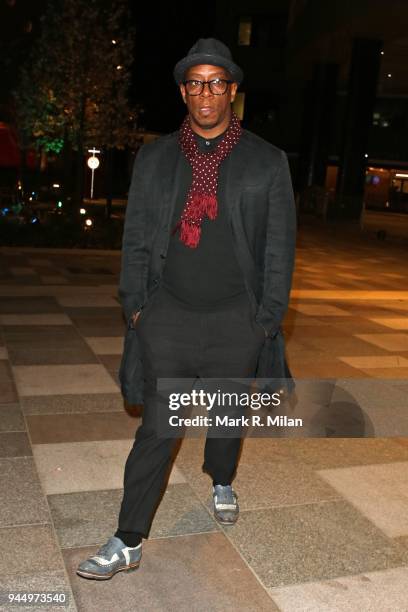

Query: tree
left=12, top=0, right=139, bottom=215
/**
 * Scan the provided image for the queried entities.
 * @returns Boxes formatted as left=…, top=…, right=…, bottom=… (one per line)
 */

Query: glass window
left=238, top=17, right=252, bottom=46
left=233, top=93, right=245, bottom=120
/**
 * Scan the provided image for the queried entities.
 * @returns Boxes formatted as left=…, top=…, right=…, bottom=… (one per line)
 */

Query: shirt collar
left=193, top=127, right=228, bottom=152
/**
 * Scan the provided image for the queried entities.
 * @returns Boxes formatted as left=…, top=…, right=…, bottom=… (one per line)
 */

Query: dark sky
left=0, top=0, right=47, bottom=107
left=130, top=1, right=217, bottom=131
left=0, top=0, right=217, bottom=132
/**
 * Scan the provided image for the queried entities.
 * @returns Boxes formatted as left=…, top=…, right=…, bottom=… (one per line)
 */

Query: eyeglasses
left=183, top=78, right=233, bottom=96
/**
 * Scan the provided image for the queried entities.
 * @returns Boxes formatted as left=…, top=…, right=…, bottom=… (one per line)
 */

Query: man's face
left=179, top=64, right=238, bottom=134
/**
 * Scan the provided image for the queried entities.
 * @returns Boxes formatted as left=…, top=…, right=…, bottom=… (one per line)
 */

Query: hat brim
left=174, top=53, right=243, bottom=85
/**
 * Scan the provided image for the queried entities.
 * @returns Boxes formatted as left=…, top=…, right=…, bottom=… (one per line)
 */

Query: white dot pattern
left=177, top=111, right=242, bottom=248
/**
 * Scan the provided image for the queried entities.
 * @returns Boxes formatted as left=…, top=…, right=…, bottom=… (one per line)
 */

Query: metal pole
left=90, top=168, right=95, bottom=199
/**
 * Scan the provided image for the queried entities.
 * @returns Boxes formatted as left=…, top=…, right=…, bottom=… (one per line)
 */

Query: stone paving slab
left=26, top=412, right=140, bottom=444
left=12, top=364, right=119, bottom=396
left=0, top=296, right=62, bottom=313
left=0, top=313, right=72, bottom=325
left=0, top=402, right=25, bottom=432
left=0, top=360, right=18, bottom=403
left=0, top=431, right=32, bottom=457
left=269, top=566, right=408, bottom=612
left=20, top=393, right=125, bottom=415
left=32, top=439, right=185, bottom=495
left=8, top=346, right=100, bottom=366
left=317, top=461, right=408, bottom=538
left=278, top=438, right=408, bottom=469
left=84, top=336, right=124, bottom=355
left=0, top=457, right=50, bottom=527
left=0, top=525, right=66, bottom=577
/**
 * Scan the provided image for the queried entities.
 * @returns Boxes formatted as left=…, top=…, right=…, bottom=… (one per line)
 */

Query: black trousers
left=117, top=285, right=265, bottom=538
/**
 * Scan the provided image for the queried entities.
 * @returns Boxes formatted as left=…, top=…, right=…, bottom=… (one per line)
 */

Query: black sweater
left=161, top=128, right=246, bottom=308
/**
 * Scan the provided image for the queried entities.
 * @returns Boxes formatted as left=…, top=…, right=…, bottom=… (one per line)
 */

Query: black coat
left=119, top=128, right=297, bottom=405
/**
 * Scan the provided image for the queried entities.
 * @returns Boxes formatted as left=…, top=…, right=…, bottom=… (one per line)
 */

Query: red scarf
left=175, top=111, right=242, bottom=248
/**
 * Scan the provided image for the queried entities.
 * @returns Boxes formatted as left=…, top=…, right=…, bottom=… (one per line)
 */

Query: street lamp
left=87, top=148, right=100, bottom=199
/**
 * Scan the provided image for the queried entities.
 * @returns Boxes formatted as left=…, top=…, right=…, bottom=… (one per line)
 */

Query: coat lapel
left=222, top=143, right=248, bottom=222
left=161, top=135, right=183, bottom=229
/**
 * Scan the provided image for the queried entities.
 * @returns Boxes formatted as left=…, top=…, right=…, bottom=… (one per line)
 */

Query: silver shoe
left=213, top=485, right=239, bottom=525
left=76, top=536, right=142, bottom=580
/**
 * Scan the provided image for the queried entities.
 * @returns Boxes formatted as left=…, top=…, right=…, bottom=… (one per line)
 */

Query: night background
left=1, top=2, right=408, bottom=605
left=1, top=0, right=408, bottom=244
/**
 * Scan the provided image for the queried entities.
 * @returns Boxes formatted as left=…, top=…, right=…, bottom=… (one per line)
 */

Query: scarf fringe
left=180, top=220, right=201, bottom=248
left=188, top=193, right=217, bottom=219
left=202, top=194, right=217, bottom=219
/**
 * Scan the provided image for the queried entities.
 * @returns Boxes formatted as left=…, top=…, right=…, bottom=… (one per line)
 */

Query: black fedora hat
left=173, top=38, right=243, bottom=85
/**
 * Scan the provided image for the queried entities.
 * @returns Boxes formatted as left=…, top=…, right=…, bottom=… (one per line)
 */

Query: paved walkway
left=0, top=226, right=407, bottom=611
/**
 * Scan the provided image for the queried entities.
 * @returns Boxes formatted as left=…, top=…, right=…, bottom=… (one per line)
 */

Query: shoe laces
left=96, top=538, right=116, bottom=558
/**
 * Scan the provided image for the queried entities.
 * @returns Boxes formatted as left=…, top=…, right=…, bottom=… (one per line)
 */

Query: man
left=77, top=38, right=296, bottom=580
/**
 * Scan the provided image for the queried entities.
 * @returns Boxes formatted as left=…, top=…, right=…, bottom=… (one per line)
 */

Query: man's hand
left=256, top=320, right=268, bottom=338
left=130, top=310, right=141, bottom=327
